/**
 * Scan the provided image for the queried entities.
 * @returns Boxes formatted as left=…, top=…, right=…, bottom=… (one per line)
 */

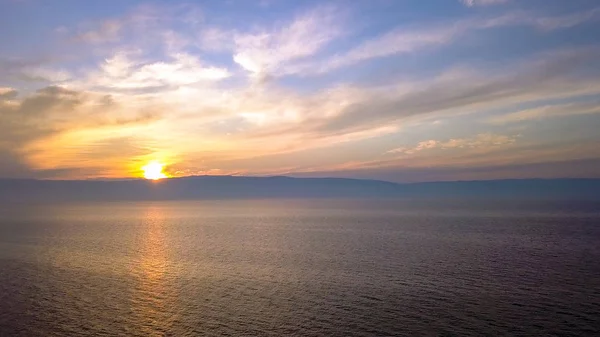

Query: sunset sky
left=1, top=0, right=599, bottom=182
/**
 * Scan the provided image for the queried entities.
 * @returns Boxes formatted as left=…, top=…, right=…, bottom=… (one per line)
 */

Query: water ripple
left=1, top=199, right=599, bottom=336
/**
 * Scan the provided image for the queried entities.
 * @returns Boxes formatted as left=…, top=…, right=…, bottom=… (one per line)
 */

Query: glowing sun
left=142, top=161, right=167, bottom=180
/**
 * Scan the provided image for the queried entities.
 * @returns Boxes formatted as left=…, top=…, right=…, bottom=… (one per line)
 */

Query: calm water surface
left=1, top=199, right=599, bottom=336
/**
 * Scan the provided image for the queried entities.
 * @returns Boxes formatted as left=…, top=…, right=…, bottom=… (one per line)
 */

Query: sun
left=142, top=161, right=167, bottom=180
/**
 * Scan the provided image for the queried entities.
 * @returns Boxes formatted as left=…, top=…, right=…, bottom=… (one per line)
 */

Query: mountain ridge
left=1, top=176, right=599, bottom=202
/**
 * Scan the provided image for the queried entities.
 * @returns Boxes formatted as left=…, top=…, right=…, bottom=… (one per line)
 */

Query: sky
left=1, top=0, right=599, bottom=182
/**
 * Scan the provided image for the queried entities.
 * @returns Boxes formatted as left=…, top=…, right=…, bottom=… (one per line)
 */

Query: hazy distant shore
left=1, top=176, right=599, bottom=202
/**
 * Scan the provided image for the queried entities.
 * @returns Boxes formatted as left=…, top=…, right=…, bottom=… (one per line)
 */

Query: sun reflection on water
left=129, top=205, right=176, bottom=336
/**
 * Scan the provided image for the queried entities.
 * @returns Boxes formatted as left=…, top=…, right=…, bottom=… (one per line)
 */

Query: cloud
left=0, top=56, right=70, bottom=84
left=80, top=52, right=230, bottom=91
left=304, top=48, right=600, bottom=137
left=74, top=19, right=123, bottom=43
left=0, top=87, right=79, bottom=176
left=1, top=86, right=83, bottom=142
left=488, top=100, right=600, bottom=124
left=0, top=88, right=18, bottom=100
left=285, top=8, right=600, bottom=76
left=477, top=7, right=600, bottom=31
left=0, top=86, right=162, bottom=177
left=25, top=136, right=155, bottom=179
left=283, top=22, right=464, bottom=76
left=6, top=45, right=595, bottom=180
left=20, top=67, right=71, bottom=82
left=291, top=26, right=458, bottom=75
left=71, top=3, right=204, bottom=45
left=198, top=27, right=234, bottom=52
left=294, top=157, right=600, bottom=183
left=161, top=48, right=600, bottom=166
left=533, top=7, right=600, bottom=31
left=232, top=6, right=342, bottom=78
left=2, top=2, right=600, bottom=180
left=388, top=133, right=517, bottom=154
left=460, top=0, right=511, bottom=7
left=187, top=47, right=599, bottom=170
left=286, top=136, right=600, bottom=182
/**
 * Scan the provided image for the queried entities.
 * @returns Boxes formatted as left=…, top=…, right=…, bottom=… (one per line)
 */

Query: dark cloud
left=0, top=56, right=65, bottom=83
left=18, top=86, right=82, bottom=118
left=0, top=86, right=81, bottom=144
left=0, top=86, right=80, bottom=177
left=0, top=86, right=160, bottom=178
left=0, top=89, right=18, bottom=100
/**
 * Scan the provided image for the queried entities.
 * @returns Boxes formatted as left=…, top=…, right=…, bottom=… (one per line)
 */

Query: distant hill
left=0, top=176, right=599, bottom=202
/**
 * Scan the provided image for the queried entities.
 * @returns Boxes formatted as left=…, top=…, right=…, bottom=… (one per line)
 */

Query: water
left=1, top=199, right=599, bottom=336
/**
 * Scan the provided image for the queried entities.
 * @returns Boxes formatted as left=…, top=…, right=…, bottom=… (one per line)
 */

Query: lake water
left=1, top=199, right=599, bottom=336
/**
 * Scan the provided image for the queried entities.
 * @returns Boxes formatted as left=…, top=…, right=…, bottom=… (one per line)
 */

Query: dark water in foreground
left=1, top=199, right=599, bottom=336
